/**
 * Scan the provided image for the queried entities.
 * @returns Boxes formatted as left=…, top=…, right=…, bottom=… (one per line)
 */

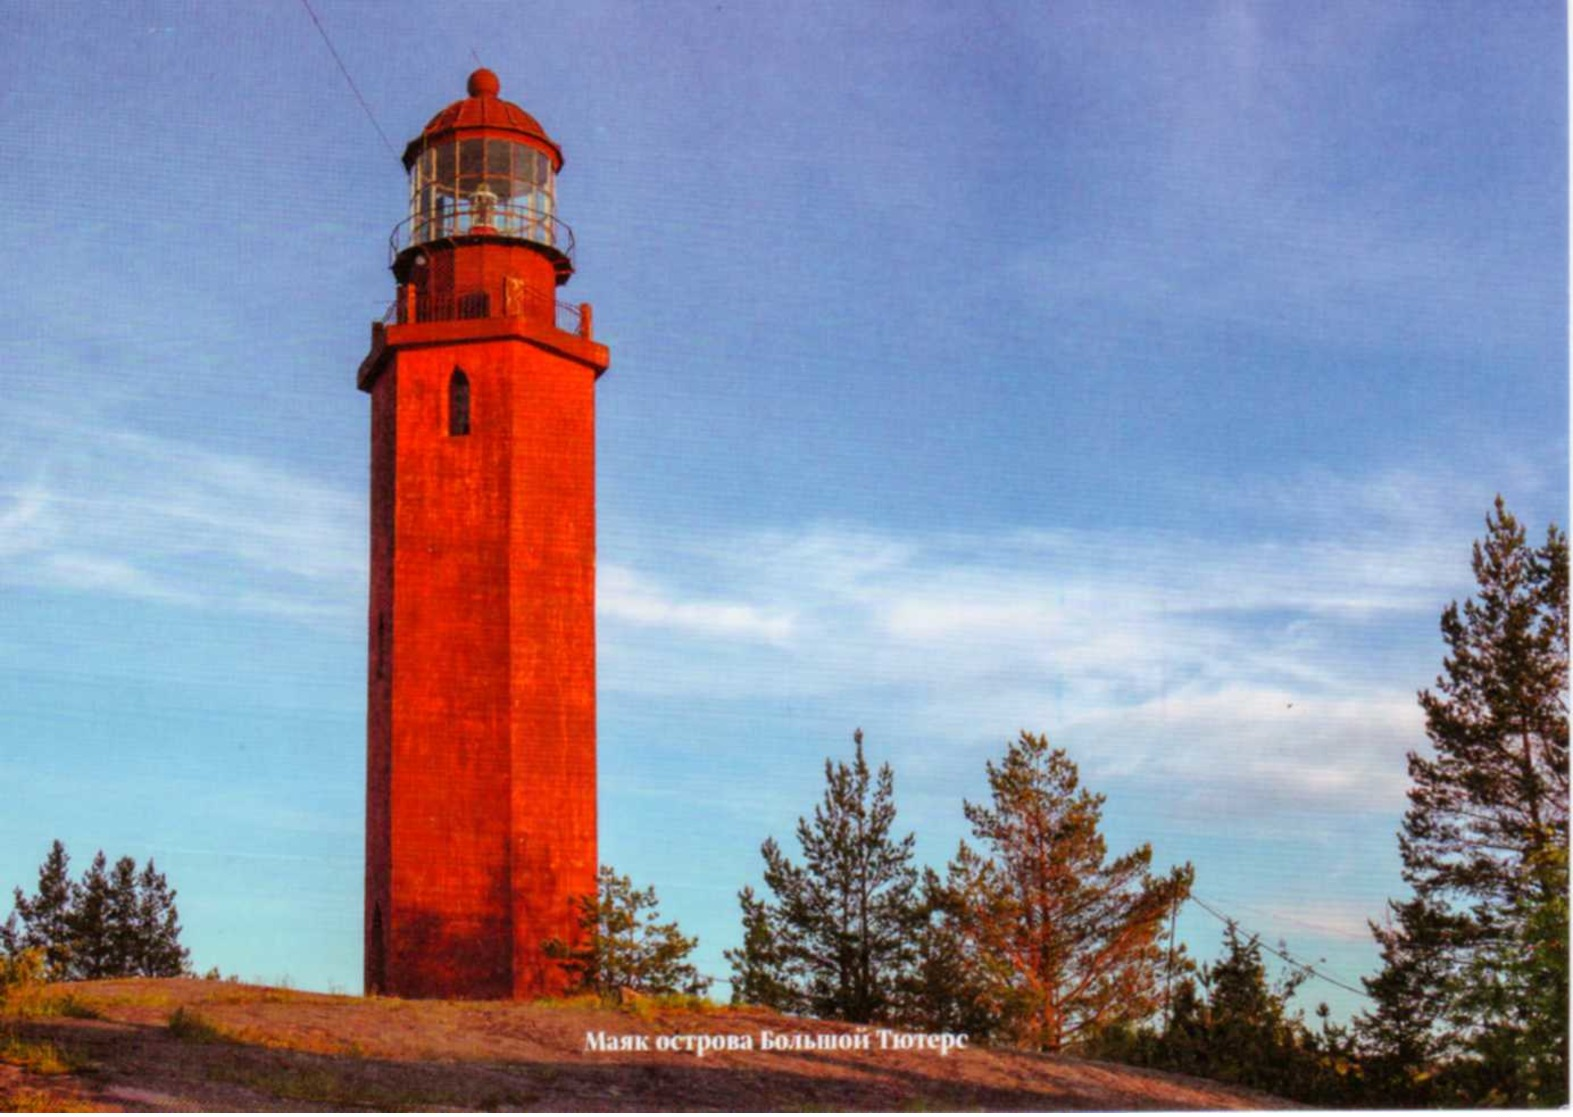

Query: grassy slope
left=0, top=979, right=1295, bottom=1112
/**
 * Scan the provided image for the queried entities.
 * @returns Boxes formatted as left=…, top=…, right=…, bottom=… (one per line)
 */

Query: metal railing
left=554, top=300, right=587, bottom=337
left=389, top=202, right=575, bottom=266
left=380, top=292, right=593, bottom=338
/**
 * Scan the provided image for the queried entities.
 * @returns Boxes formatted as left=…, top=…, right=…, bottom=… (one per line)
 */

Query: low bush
left=167, top=1006, right=235, bottom=1045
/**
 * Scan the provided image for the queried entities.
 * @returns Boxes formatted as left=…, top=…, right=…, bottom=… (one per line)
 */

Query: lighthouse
left=357, top=70, right=608, bottom=999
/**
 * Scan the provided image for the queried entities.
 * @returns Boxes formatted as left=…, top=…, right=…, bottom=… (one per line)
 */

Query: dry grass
left=2, top=1083, right=100, bottom=1112
left=0, top=986, right=101, bottom=1022
left=0, top=978, right=1299, bottom=1112
left=0, top=1033, right=88, bottom=1076
left=528, top=991, right=608, bottom=1011
left=167, top=1005, right=239, bottom=1045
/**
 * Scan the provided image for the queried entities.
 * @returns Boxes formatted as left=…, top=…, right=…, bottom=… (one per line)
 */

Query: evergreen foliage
left=938, top=732, right=1193, bottom=1051
left=723, top=885, right=797, bottom=1010
left=730, top=730, right=923, bottom=1023
left=1097, top=922, right=1361, bottom=1107
left=904, top=868, right=1006, bottom=1039
left=1195, top=924, right=1313, bottom=1093
left=548, top=865, right=710, bottom=999
left=1357, top=897, right=1456, bottom=1105
left=2, top=841, right=189, bottom=981
left=1, top=841, right=77, bottom=978
left=136, top=861, right=189, bottom=979
left=68, top=852, right=115, bottom=980
left=1357, top=498, right=1569, bottom=1107
left=104, top=856, right=143, bottom=981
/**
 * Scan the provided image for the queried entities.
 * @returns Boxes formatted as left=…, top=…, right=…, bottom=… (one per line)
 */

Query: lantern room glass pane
left=406, top=138, right=559, bottom=249
left=487, top=140, right=510, bottom=178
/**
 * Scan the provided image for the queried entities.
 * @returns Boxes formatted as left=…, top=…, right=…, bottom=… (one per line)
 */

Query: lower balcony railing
left=381, top=291, right=592, bottom=339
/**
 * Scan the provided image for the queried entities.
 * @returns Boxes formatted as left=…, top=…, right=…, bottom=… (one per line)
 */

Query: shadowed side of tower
left=359, top=70, right=609, bottom=1000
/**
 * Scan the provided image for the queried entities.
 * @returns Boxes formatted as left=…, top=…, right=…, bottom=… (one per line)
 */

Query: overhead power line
left=1189, top=892, right=1372, bottom=1000
left=298, top=0, right=401, bottom=163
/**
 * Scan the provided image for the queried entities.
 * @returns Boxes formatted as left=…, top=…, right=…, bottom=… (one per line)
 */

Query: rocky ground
left=0, top=978, right=1295, bottom=1111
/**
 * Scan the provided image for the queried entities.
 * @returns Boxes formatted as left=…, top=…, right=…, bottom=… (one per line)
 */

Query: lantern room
left=390, top=69, right=574, bottom=289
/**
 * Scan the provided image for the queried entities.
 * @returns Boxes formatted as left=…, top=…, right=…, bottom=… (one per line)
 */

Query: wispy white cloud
left=43, top=552, right=202, bottom=605
left=600, top=470, right=1474, bottom=821
left=1069, top=686, right=1419, bottom=815
left=600, top=565, right=795, bottom=645
left=0, top=484, right=56, bottom=559
left=0, top=403, right=1465, bottom=827
left=0, top=412, right=364, bottom=626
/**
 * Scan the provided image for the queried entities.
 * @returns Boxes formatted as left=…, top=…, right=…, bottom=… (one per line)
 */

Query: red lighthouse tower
left=357, top=70, right=608, bottom=999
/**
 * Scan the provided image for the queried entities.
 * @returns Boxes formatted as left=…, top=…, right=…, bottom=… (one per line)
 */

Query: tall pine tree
left=66, top=851, right=114, bottom=980
left=735, top=730, right=923, bottom=1023
left=104, top=856, right=143, bottom=979
left=942, top=732, right=1192, bottom=1052
left=2, top=840, right=76, bottom=978
left=134, top=860, right=189, bottom=978
left=1359, top=499, right=1569, bottom=1106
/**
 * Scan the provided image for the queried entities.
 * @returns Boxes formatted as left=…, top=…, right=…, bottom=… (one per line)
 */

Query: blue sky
left=0, top=1, right=1565, bottom=1022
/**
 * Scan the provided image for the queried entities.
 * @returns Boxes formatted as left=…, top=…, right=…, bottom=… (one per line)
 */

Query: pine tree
left=943, top=732, right=1192, bottom=1052
left=1359, top=498, right=1569, bottom=1106
left=1357, top=896, right=1457, bottom=1105
left=548, top=866, right=709, bottom=999
left=723, top=885, right=798, bottom=1010
left=134, top=859, right=190, bottom=978
left=904, top=869, right=1004, bottom=1038
left=749, top=730, right=923, bottom=1023
left=1507, top=840, right=1569, bottom=1103
left=69, top=851, right=114, bottom=980
left=1158, top=977, right=1210, bottom=1077
left=1200, top=922, right=1308, bottom=1092
left=4, top=841, right=76, bottom=978
left=104, top=856, right=143, bottom=978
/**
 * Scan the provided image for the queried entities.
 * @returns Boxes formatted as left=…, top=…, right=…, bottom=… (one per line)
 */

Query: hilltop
left=1, top=978, right=1295, bottom=1111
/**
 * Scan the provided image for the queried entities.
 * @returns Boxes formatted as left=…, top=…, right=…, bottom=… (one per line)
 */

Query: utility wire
left=298, top=0, right=401, bottom=163
left=1189, top=892, right=1371, bottom=1000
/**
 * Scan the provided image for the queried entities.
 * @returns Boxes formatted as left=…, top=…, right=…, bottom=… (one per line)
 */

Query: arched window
left=449, top=369, right=470, bottom=436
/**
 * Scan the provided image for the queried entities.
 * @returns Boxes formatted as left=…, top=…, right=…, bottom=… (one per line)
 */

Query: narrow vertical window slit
left=450, top=369, right=470, bottom=436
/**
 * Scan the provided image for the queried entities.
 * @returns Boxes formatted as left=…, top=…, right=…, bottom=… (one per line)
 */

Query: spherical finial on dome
left=467, top=68, right=501, bottom=97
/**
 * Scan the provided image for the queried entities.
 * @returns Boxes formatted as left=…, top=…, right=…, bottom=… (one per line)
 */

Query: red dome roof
left=402, top=70, right=563, bottom=171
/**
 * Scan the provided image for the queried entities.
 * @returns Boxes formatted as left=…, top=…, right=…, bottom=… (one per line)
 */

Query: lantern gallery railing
left=389, top=202, right=575, bottom=265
